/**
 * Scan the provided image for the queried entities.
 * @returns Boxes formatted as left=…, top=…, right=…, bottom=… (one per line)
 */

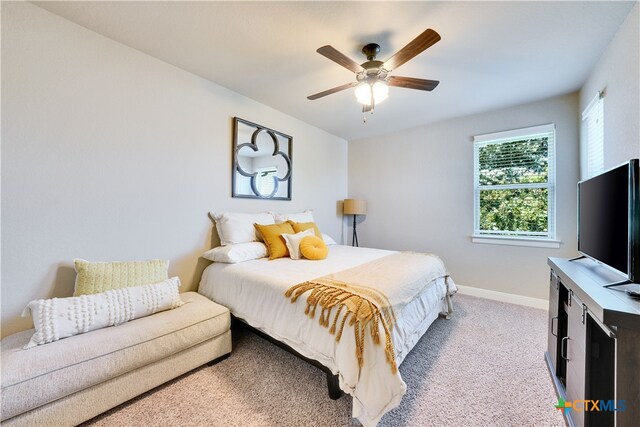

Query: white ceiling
left=33, top=1, right=636, bottom=141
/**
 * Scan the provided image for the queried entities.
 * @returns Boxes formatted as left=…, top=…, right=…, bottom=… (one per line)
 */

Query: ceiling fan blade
left=317, top=45, right=364, bottom=73
left=388, top=76, right=440, bottom=91
left=383, top=29, right=441, bottom=72
left=307, top=82, right=358, bottom=100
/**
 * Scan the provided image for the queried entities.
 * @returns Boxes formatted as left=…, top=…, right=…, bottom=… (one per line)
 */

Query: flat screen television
left=578, top=159, right=640, bottom=283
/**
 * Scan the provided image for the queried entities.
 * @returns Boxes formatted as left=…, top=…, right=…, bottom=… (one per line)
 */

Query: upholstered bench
left=1, top=292, right=231, bottom=426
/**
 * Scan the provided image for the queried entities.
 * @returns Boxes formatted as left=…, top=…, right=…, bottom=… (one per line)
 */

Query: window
left=255, top=166, right=277, bottom=196
left=473, top=124, right=556, bottom=245
left=582, top=92, right=604, bottom=178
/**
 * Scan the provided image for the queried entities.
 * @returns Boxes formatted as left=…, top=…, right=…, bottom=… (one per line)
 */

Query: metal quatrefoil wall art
left=232, top=117, right=293, bottom=200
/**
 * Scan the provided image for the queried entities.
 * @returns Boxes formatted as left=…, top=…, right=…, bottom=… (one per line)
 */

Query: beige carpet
left=84, top=294, right=564, bottom=426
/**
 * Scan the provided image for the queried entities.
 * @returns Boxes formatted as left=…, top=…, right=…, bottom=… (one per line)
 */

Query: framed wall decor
left=232, top=117, right=292, bottom=200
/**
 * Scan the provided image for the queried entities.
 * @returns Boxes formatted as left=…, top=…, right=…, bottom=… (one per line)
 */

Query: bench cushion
left=1, top=292, right=229, bottom=421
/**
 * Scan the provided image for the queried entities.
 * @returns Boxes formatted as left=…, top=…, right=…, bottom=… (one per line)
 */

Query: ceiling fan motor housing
left=357, top=67, right=387, bottom=83
left=359, top=43, right=387, bottom=82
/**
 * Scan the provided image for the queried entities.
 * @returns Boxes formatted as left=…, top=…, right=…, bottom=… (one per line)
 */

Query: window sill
left=471, top=235, right=561, bottom=248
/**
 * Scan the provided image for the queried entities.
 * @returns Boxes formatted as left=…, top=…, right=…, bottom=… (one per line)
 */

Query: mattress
left=198, top=245, right=456, bottom=426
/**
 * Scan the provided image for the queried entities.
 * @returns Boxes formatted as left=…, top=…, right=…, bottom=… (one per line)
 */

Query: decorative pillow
left=254, top=222, right=295, bottom=260
left=74, top=259, right=169, bottom=296
left=210, top=212, right=275, bottom=246
left=322, top=233, right=338, bottom=245
left=281, top=229, right=316, bottom=260
left=202, top=242, right=268, bottom=263
left=300, top=236, right=329, bottom=260
left=22, top=277, right=184, bottom=349
left=273, top=210, right=314, bottom=224
left=287, top=221, right=323, bottom=240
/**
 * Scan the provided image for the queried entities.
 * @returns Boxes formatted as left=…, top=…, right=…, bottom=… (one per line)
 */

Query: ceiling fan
left=307, top=28, right=441, bottom=115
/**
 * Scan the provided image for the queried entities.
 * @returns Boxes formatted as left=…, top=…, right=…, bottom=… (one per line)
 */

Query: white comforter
left=198, top=245, right=456, bottom=426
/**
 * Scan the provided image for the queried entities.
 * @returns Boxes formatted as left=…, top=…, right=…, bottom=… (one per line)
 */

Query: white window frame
left=582, top=91, right=604, bottom=178
left=472, top=123, right=559, bottom=248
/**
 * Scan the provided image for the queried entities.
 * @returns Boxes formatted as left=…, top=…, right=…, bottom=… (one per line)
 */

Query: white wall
left=1, top=2, right=348, bottom=337
left=580, top=3, right=639, bottom=177
left=348, top=93, right=579, bottom=300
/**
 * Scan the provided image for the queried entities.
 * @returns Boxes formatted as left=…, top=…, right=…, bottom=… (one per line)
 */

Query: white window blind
left=582, top=92, right=604, bottom=178
left=473, top=123, right=556, bottom=240
left=256, top=166, right=277, bottom=196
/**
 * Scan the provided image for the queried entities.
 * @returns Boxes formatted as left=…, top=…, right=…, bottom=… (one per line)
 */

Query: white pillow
left=202, top=242, right=268, bottom=263
left=273, top=210, right=314, bottom=224
left=322, top=233, right=338, bottom=245
left=210, top=212, right=275, bottom=245
left=22, top=277, right=183, bottom=349
left=282, top=229, right=316, bottom=260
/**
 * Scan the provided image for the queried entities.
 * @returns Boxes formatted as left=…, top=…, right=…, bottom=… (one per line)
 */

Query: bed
left=198, top=243, right=456, bottom=426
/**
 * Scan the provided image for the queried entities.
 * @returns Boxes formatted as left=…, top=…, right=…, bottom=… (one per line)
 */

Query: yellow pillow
left=74, top=259, right=169, bottom=296
left=254, top=222, right=295, bottom=259
left=300, top=236, right=328, bottom=260
left=287, top=221, right=323, bottom=240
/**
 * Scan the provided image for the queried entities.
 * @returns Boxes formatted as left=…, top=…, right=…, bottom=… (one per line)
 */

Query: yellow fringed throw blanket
left=284, top=252, right=452, bottom=374
left=285, top=278, right=398, bottom=373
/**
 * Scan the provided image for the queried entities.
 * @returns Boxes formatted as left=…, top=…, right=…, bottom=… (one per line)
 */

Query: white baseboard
left=456, top=284, right=549, bottom=310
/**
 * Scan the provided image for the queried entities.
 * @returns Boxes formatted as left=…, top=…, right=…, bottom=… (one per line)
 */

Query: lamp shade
left=343, top=199, right=367, bottom=215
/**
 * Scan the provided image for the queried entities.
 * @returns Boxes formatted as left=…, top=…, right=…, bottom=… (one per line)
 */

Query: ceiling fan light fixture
left=354, top=83, right=371, bottom=105
left=355, top=81, right=389, bottom=106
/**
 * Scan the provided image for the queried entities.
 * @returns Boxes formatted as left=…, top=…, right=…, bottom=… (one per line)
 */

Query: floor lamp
left=343, top=199, right=367, bottom=247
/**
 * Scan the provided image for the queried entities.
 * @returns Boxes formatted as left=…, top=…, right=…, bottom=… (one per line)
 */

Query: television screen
left=578, top=163, right=631, bottom=276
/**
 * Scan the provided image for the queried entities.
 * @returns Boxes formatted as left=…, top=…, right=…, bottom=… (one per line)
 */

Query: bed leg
left=327, top=372, right=343, bottom=400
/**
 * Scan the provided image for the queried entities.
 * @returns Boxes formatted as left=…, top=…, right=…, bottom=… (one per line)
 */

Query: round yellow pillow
left=300, top=236, right=328, bottom=260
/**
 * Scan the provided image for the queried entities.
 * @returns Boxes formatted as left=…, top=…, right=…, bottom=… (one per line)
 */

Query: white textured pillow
left=202, top=242, right=268, bottom=263
left=211, top=212, right=275, bottom=245
left=22, top=277, right=183, bottom=349
left=282, top=229, right=316, bottom=260
left=273, top=210, right=314, bottom=224
left=322, top=233, right=338, bottom=245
